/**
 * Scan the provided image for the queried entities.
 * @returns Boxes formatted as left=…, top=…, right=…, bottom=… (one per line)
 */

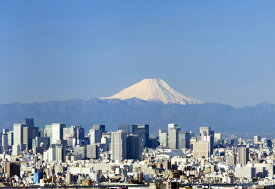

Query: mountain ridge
left=0, top=98, right=275, bottom=134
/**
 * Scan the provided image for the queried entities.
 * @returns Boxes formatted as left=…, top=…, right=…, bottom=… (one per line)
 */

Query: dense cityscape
left=0, top=118, right=272, bottom=188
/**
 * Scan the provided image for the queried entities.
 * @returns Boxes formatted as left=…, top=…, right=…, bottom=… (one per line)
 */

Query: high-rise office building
left=51, top=123, right=66, bottom=144
left=193, top=141, right=210, bottom=158
left=126, top=135, right=140, bottom=160
left=89, top=128, right=102, bottom=144
left=111, top=130, right=127, bottom=161
left=74, top=125, right=85, bottom=144
left=159, top=130, right=168, bottom=147
left=178, top=130, right=190, bottom=149
left=185, top=131, right=191, bottom=149
left=13, top=123, right=24, bottom=146
left=168, top=123, right=181, bottom=149
left=1, top=133, right=8, bottom=151
left=131, top=124, right=149, bottom=157
left=7, top=131, right=13, bottom=146
left=237, top=145, right=249, bottom=165
left=23, top=126, right=39, bottom=150
left=132, top=124, right=149, bottom=146
left=199, top=126, right=214, bottom=155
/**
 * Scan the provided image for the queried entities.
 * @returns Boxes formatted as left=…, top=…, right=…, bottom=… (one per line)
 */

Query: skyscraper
left=237, top=145, right=249, bottom=165
left=7, top=131, right=13, bottom=146
left=178, top=130, right=190, bottom=149
left=111, top=130, right=127, bottom=161
left=23, top=126, right=39, bottom=150
left=131, top=124, right=149, bottom=157
left=131, top=124, right=149, bottom=147
left=168, top=123, right=180, bottom=149
left=126, top=135, right=140, bottom=160
left=1, top=133, right=8, bottom=151
left=13, top=123, right=23, bottom=146
left=159, top=130, right=168, bottom=147
left=199, top=126, right=214, bottom=155
left=51, top=123, right=66, bottom=144
left=89, top=128, right=102, bottom=144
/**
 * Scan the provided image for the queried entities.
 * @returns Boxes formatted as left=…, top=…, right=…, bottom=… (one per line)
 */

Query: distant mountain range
left=1, top=79, right=275, bottom=134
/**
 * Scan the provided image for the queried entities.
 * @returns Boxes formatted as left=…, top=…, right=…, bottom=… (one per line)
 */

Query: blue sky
left=0, top=0, right=275, bottom=107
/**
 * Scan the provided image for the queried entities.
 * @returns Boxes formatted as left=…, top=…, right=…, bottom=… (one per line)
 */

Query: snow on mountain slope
left=101, top=78, right=203, bottom=105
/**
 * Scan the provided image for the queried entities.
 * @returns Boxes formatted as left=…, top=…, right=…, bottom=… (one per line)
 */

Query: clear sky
left=0, top=0, right=275, bottom=107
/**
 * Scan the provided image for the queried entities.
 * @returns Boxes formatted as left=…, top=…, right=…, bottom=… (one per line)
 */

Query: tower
left=237, top=145, right=249, bottom=165
left=168, top=123, right=180, bottom=149
left=111, top=130, right=127, bottom=161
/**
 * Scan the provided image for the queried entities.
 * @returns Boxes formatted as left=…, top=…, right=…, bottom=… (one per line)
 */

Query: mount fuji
left=101, top=78, right=203, bottom=105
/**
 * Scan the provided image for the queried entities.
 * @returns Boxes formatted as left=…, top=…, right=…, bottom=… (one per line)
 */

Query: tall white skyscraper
left=168, top=123, right=180, bottom=149
left=13, top=123, right=24, bottom=146
left=111, top=130, right=127, bottom=161
left=51, top=123, right=66, bottom=144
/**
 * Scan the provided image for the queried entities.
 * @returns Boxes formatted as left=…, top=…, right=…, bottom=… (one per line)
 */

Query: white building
left=51, top=123, right=66, bottom=144
left=13, top=123, right=23, bottom=146
left=168, top=123, right=180, bottom=149
left=111, top=130, right=127, bottom=161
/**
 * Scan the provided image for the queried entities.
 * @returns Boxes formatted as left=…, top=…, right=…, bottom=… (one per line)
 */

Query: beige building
left=193, top=141, right=210, bottom=158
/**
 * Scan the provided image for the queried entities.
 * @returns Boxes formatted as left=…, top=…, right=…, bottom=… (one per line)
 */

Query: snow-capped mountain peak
left=101, top=78, right=203, bottom=105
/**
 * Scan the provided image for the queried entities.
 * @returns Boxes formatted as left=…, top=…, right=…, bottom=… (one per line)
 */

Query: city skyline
left=2, top=0, right=275, bottom=188
left=1, top=117, right=274, bottom=187
left=1, top=1, right=275, bottom=106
